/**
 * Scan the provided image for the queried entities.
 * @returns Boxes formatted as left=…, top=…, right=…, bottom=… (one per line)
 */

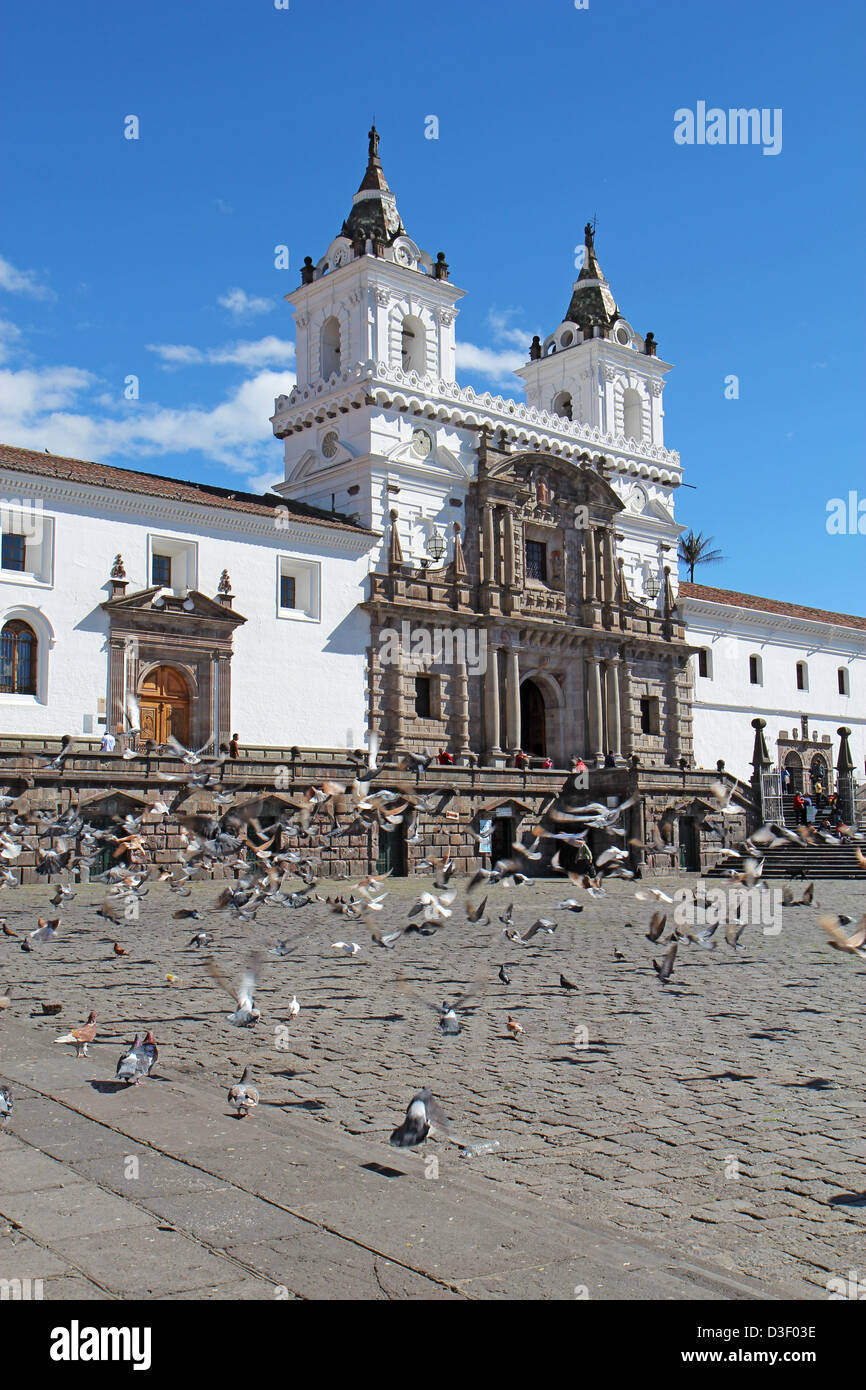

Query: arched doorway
left=784, top=751, right=803, bottom=793
left=139, top=666, right=190, bottom=746
left=520, top=679, right=546, bottom=757
left=809, top=755, right=828, bottom=793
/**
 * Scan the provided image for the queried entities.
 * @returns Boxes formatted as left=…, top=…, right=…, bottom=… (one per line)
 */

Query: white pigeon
left=287, top=995, right=300, bottom=1020
left=331, top=941, right=361, bottom=955
left=205, top=956, right=262, bottom=1026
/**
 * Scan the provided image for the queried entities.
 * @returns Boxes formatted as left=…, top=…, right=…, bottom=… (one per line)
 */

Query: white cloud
left=217, top=287, right=274, bottom=318
left=455, top=342, right=525, bottom=381
left=0, top=319, right=23, bottom=363
left=147, top=337, right=295, bottom=369
left=0, top=358, right=294, bottom=485
left=485, top=308, right=535, bottom=351
left=0, top=254, right=53, bottom=300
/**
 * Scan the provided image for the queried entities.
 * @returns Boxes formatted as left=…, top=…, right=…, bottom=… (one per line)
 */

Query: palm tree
left=678, top=530, right=725, bottom=583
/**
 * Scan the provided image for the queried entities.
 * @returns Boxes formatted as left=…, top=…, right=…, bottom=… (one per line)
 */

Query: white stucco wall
left=681, top=597, right=866, bottom=784
left=0, top=471, right=373, bottom=747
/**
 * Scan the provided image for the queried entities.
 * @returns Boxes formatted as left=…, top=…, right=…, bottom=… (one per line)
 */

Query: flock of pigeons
left=0, top=749, right=864, bottom=1147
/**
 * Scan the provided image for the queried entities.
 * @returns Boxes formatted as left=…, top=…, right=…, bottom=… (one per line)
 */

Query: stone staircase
left=708, top=839, right=866, bottom=880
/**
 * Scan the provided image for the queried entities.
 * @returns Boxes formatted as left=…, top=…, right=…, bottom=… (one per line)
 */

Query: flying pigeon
left=205, top=956, right=261, bottom=1026
left=390, top=1089, right=459, bottom=1148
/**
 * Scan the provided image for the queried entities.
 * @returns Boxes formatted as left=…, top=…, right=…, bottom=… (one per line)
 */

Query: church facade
left=0, top=127, right=863, bottom=830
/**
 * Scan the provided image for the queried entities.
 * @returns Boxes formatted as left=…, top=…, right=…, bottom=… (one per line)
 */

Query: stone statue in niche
left=535, top=476, right=554, bottom=507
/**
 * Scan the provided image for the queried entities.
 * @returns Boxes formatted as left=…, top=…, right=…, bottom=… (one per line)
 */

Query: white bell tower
left=516, top=222, right=671, bottom=448
left=271, top=128, right=468, bottom=555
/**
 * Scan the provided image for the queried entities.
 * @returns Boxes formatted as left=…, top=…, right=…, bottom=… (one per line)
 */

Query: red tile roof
left=0, top=442, right=374, bottom=535
left=679, top=582, right=866, bottom=632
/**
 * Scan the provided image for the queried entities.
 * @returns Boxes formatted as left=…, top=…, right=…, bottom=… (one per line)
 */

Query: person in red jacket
left=437, top=748, right=454, bottom=765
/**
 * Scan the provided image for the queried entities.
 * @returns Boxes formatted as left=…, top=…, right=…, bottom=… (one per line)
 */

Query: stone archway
left=783, top=750, right=803, bottom=793
left=520, top=678, right=546, bottom=757
left=139, top=665, right=191, bottom=746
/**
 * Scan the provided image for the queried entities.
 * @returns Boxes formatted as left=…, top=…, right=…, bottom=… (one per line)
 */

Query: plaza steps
left=707, top=840, right=866, bottom=880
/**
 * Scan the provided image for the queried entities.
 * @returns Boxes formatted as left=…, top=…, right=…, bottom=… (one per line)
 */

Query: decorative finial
left=529, top=334, right=542, bottom=361
left=110, top=554, right=126, bottom=580
left=218, top=569, right=232, bottom=594
left=433, top=251, right=449, bottom=281
left=645, top=331, right=657, bottom=357
left=368, top=125, right=379, bottom=159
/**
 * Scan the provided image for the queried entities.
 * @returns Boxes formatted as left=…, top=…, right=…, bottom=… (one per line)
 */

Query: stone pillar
left=665, top=661, right=682, bottom=765
left=586, top=655, right=604, bottom=761
left=605, top=657, right=623, bottom=758
left=386, top=652, right=405, bottom=755
left=482, top=503, right=496, bottom=585
left=503, top=509, right=516, bottom=587
left=218, top=653, right=231, bottom=746
left=108, top=639, right=126, bottom=736
left=453, top=655, right=471, bottom=762
left=620, top=656, right=633, bottom=756
left=602, top=531, right=616, bottom=604
left=484, top=644, right=502, bottom=763
left=584, top=528, right=597, bottom=603
left=504, top=646, right=521, bottom=755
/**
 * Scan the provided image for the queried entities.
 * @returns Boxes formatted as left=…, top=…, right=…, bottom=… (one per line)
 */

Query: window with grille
left=525, top=539, right=547, bottom=582
left=0, top=620, right=37, bottom=694
left=151, top=553, right=171, bottom=588
left=1, top=533, right=26, bottom=571
left=280, top=574, right=296, bottom=609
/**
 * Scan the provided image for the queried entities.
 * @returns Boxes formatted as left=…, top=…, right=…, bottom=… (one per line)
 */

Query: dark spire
left=563, top=220, right=620, bottom=336
left=341, top=126, right=405, bottom=250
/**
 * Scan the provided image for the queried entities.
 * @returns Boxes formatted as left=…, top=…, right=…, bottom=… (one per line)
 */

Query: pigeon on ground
left=188, top=930, right=213, bottom=948
left=506, top=1015, right=525, bottom=1039
left=0, top=1084, right=12, bottom=1122
left=498, top=964, right=511, bottom=985
left=115, top=1033, right=154, bottom=1085
left=227, top=1065, right=259, bottom=1118
left=54, top=1011, right=97, bottom=1057
left=331, top=941, right=361, bottom=955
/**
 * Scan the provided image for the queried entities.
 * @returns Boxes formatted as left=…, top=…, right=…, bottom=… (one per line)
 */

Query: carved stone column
left=503, top=509, right=515, bottom=587
left=108, top=639, right=126, bottom=737
left=385, top=649, right=405, bottom=755
left=482, top=503, right=496, bottom=585
left=484, top=643, right=502, bottom=764
left=452, top=655, right=471, bottom=761
left=605, top=657, right=623, bottom=758
left=586, top=655, right=604, bottom=761
left=584, top=528, right=597, bottom=603
left=620, top=655, right=634, bottom=756
left=602, top=531, right=616, bottom=604
left=504, top=646, right=521, bottom=755
left=665, top=659, right=682, bottom=765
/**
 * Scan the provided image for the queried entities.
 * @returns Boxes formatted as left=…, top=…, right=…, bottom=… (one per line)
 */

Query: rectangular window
left=276, top=556, right=320, bottom=620
left=525, top=539, right=547, bottom=582
left=280, top=574, right=296, bottom=609
left=414, top=676, right=432, bottom=719
left=838, top=668, right=849, bottom=696
left=796, top=663, right=807, bottom=691
left=749, top=655, right=760, bottom=685
left=1, top=534, right=26, bottom=571
left=698, top=649, right=708, bottom=678
left=151, top=553, right=172, bottom=588
left=639, top=696, right=659, bottom=735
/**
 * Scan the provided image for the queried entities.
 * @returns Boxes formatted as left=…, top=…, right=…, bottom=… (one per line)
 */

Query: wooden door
left=139, top=666, right=190, bottom=746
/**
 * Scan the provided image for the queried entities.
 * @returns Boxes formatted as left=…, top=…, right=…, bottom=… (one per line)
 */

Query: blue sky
left=1, top=0, right=863, bottom=609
